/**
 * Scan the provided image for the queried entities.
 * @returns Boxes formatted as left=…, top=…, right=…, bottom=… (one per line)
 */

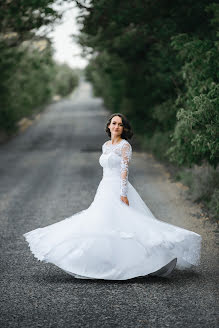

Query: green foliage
left=0, top=40, right=56, bottom=132
left=0, top=0, right=78, bottom=134
left=168, top=33, right=219, bottom=167
left=53, top=63, right=79, bottom=97
left=85, top=51, right=127, bottom=112
left=176, top=164, right=219, bottom=221
left=0, top=0, right=63, bottom=38
left=168, top=86, right=219, bottom=167
left=78, top=0, right=218, bottom=168
left=140, top=132, right=172, bottom=162
left=0, top=40, right=79, bottom=133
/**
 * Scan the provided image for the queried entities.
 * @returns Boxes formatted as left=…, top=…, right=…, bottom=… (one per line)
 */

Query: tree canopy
left=75, top=0, right=219, bottom=168
left=0, top=0, right=78, bottom=134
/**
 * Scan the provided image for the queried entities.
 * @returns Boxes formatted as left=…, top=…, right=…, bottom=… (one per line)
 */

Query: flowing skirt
left=23, top=177, right=202, bottom=280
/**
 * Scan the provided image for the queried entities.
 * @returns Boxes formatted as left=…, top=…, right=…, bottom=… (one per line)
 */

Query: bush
left=0, top=40, right=56, bottom=133
left=168, top=34, right=219, bottom=168
left=176, top=164, right=219, bottom=220
left=0, top=40, right=79, bottom=134
left=53, top=63, right=79, bottom=97
left=0, top=0, right=79, bottom=135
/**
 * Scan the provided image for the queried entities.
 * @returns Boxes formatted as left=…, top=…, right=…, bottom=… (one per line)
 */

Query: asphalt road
left=0, top=80, right=218, bottom=328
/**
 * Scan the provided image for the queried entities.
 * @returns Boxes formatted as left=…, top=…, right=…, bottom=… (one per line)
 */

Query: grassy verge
left=135, top=134, right=219, bottom=224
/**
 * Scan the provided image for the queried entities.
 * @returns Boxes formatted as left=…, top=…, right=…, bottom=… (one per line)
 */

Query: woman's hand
left=120, top=196, right=129, bottom=206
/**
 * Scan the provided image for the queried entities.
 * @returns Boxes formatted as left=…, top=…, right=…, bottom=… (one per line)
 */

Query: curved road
left=0, top=80, right=218, bottom=327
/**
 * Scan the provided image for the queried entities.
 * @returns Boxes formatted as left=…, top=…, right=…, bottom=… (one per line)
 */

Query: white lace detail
left=102, top=139, right=132, bottom=197
left=120, top=142, right=132, bottom=197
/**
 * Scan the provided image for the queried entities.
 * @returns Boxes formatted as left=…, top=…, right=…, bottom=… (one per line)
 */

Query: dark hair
left=105, top=113, right=133, bottom=140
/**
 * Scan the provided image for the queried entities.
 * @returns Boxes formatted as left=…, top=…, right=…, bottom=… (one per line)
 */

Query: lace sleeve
left=120, top=142, right=132, bottom=197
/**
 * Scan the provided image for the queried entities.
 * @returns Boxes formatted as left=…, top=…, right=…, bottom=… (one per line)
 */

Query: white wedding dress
left=23, top=139, right=202, bottom=280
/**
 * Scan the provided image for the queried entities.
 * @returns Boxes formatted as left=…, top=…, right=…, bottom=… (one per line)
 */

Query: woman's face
left=108, top=115, right=124, bottom=138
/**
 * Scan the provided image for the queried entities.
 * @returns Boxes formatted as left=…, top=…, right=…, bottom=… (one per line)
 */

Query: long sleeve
left=120, top=142, right=132, bottom=197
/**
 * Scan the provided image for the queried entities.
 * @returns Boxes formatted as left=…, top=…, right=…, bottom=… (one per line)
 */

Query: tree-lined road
left=0, top=80, right=218, bottom=328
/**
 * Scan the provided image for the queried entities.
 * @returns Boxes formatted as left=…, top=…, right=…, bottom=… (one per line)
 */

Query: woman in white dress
left=23, top=113, right=202, bottom=280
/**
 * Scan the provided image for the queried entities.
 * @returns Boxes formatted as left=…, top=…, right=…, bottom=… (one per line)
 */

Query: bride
left=23, top=113, right=202, bottom=280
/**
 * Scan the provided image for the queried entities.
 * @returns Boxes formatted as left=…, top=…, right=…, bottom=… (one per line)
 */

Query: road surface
left=0, top=80, right=218, bottom=327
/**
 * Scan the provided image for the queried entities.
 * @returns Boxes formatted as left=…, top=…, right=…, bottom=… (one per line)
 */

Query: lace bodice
left=99, top=139, right=132, bottom=197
